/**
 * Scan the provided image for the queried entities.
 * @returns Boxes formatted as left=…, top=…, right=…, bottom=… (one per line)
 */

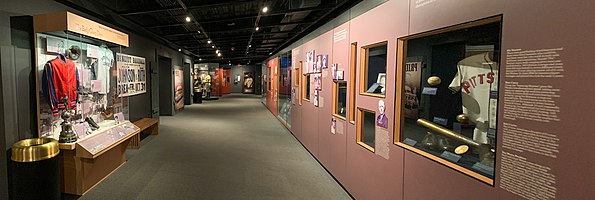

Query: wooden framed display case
left=393, top=16, right=502, bottom=185
left=359, top=41, right=388, bottom=98
left=33, top=11, right=139, bottom=195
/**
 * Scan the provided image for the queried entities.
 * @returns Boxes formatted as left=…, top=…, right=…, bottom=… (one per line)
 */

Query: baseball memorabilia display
left=398, top=20, right=501, bottom=179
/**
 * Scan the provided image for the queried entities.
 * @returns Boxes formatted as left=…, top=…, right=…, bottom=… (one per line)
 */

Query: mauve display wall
left=266, top=58, right=279, bottom=116
left=265, top=0, right=595, bottom=200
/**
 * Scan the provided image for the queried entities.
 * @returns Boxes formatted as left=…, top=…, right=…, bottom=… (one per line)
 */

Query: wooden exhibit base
left=129, top=118, right=159, bottom=149
left=57, top=121, right=140, bottom=195
left=59, top=139, right=130, bottom=195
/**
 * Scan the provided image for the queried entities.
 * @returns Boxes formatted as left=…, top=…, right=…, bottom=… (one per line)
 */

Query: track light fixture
left=185, top=16, right=191, bottom=22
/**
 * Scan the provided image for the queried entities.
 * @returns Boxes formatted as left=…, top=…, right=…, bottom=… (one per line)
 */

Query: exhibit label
left=116, top=53, right=146, bottom=97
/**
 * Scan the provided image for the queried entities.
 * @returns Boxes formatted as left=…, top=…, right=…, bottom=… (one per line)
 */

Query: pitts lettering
left=461, top=72, right=495, bottom=93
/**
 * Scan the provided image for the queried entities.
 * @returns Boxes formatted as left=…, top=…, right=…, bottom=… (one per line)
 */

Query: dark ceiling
left=56, top=0, right=362, bottom=65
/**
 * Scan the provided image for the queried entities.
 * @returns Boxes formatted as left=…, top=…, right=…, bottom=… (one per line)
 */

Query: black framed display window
left=394, top=16, right=502, bottom=185
left=360, top=42, right=387, bottom=97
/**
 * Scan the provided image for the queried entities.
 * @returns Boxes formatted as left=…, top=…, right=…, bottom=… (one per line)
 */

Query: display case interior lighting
left=262, top=6, right=269, bottom=13
left=185, top=16, right=191, bottom=22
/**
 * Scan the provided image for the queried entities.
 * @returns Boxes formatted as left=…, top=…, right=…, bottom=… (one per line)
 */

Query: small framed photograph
left=336, top=71, right=344, bottom=80
left=114, top=112, right=125, bottom=124
left=314, top=74, right=322, bottom=90
left=331, top=63, right=338, bottom=79
left=377, top=73, right=386, bottom=87
left=314, top=90, right=319, bottom=107
left=322, top=55, right=328, bottom=69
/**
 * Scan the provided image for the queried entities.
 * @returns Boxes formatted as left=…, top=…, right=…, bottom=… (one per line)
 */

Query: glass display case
left=33, top=11, right=141, bottom=195
left=395, top=16, right=501, bottom=184
left=77, top=121, right=140, bottom=156
left=36, top=30, right=130, bottom=143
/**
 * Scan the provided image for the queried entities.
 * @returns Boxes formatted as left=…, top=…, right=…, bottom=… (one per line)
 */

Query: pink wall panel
left=403, top=150, right=498, bottom=200
left=298, top=38, right=323, bottom=156
left=495, top=1, right=595, bottom=199
left=341, top=0, right=409, bottom=199
left=408, top=0, right=504, bottom=35
left=290, top=48, right=302, bottom=140
left=310, top=30, right=346, bottom=180
left=269, top=0, right=595, bottom=199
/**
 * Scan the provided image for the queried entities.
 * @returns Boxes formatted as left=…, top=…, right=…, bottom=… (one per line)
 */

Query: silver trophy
left=58, top=96, right=77, bottom=143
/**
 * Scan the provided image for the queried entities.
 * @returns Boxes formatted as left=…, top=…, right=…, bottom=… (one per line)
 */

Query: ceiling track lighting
left=262, top=6, right=268, bottom=13
left=207, top=40, right=212, bottom=44
left=185, top=16, right=191, bottom=22
left=255, top=27, right=259, bottom=31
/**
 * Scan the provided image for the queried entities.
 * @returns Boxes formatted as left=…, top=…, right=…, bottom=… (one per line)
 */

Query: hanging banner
left=116, top=53, right=146, bottom=97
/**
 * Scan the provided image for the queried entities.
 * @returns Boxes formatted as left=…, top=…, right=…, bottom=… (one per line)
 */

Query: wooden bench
left=128, top=118, right=159, bottom=149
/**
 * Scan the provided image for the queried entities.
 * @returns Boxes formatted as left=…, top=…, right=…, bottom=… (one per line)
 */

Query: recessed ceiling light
left=217, top=53, right=222, bottom=57
left=207, top=40, right=212, bottom=44
left=197, top=31, right=201, bottom=33
left=212, top=45, right=215, bottom=48
left=178, top=49, right=181, bottom=52
left=199, top=58, right=202, bottom=61
left=262, top=7, right=268, bottom=13
left=185, top=16, right=191, bottom=22
left=255, top=27, right=259, bottom=31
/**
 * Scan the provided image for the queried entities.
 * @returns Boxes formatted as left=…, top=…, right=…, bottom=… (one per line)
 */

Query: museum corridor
left=77, top=94, right=351, bottom=200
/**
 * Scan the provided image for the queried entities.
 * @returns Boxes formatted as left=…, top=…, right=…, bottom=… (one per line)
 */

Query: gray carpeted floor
left=78, top=94, right=351, bottom=200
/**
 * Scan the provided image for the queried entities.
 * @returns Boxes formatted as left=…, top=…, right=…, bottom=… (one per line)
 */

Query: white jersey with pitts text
left=449, top=52, right=498, bottom=144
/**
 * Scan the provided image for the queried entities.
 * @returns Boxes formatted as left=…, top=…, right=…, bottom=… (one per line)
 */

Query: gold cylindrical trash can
left=11, top=138, right=60, bottom=200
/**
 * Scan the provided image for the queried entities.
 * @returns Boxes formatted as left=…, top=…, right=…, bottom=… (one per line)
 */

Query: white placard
left=46, top=36, right=65, bottom=53
left=116, top=53, right=147, bottom=97
left=87, top=44, right=100, bottom=58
